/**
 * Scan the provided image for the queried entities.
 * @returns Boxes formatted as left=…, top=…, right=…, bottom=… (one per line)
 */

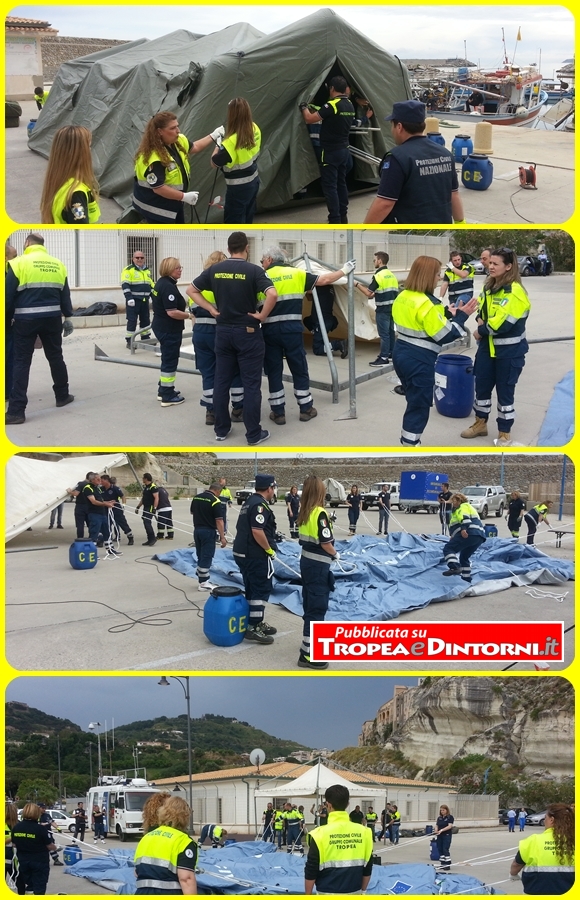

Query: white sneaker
left=198, top=581, right=217, bottom=591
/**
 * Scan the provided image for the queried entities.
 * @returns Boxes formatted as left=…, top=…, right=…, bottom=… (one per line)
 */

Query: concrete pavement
left=7, top=100, right=574, bottom=225
left=6, top=498, right=573, bottom=673
left=4, top=274, right=574, bottom=449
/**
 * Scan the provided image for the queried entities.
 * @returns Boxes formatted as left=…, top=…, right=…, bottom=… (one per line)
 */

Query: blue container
left=434, top=354, right=475, bottom=418
left=203, top=586, right=249, bottom=647
left=451, top=134, right=473, bottom=164
left=27, top=118, right=37, bottom=138
left=427, top=132, right=445, bottom=147
left=69, top=539, right=98, bottom=570
left=461, top=154, right=494, bottom=191
left=484, top=524, right=498, bottom=538
left=400, top=472, right=449, bottom=504
left=63, top=846, right=82, bottom=865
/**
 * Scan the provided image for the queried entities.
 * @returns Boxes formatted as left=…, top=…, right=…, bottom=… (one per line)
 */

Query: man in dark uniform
left=354, top=251, right=400, bottom=366
left=187, top=232, right=278, bottom=446
left=364, top=100, right=465, bottom=225
left=37, top=805, right=64, bottom=866
left=66, top=471, right=92, bottom=539
left=376, top=485, right=391, bottom=535
left=260, top=246, right=356, bottom=425
left=71, top=802, right=88, bottom=844
left=300, top=76, right=355, bottom=224
left=233, top=473, right=279, bottom=644
left=82, top=473, right=120, bottom=556
left=155, top=482, right=174, bottom=540
left=99, top=473, right=134, bottom=545
left=191, top=481, right=226, bottom=590
left=135, top=473, right=159, bottom=546
left=303, top=285, right=347, bottom=357
left=5, top=233, right=75, bottom=425
left=438, top=482, right=453, bottom=535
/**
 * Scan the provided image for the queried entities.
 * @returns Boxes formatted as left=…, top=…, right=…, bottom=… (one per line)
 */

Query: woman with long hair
left=346, top=484, right=362, bottom=535
left=141, top=791, right=172, bottom=834
left=510, top=803, right=574, bottom=894
left=40, top=125, right=100, bottom=223
left=134, top=796, right=197, bottom=894
left=188, top=250, right=244, bottom=427
left=211, top=97, right=261, bottom=223
left=297, top=474, right=338, bottom=669
left=392, top=255, right=478, bottom=445
left=461, top=247, right=531, bottom=446
left=133, top=111, right=223, bottom=224
left=11, top=802, right=57, bottom=895
left=442, top=493, right=486, bottom=583
left=151, top=258, right=191, bottom=406
left=434, top=804, right=454, bottom=871
left=507, top=490, right=526, bottom=538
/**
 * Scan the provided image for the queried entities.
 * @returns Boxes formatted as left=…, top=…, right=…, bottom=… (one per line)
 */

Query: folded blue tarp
left=537, top=370, right=574, bottom=446
left=155, top=532, right=573, bottom=622
left=63, top=841, right=504, bottom=894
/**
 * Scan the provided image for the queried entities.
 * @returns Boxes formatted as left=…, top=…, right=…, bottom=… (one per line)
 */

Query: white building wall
left=6, top=36, right=43, bottom=98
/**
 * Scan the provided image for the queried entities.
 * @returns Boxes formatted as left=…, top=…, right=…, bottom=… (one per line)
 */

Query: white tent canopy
left=6, top=454, right=127, bottom=541
left=254, top=760, right=379, bottom=800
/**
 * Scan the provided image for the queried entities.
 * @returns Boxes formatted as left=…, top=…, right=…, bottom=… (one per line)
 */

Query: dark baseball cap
left=38, top=803, right=46, bottom=808
left=255, top=474, right=277, bottom=491
left=385, top=100, right=426, bottom=123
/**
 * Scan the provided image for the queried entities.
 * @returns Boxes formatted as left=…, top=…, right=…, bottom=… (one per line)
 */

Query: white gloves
left=333, top=552, right=341, bottom=562
left=62, top=318, right=74, bottom=337
left=340, top=259, right=356, bottom=276
left=210, top=125, right=225, bottom=141
left=127, top=299, right=135, bottom=307
left=510, top=874, right=522, bottom=881
left=182, top=191, right=199, bottom=206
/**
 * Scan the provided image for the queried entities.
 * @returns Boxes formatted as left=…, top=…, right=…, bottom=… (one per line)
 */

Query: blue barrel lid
left=210, top=585, right=244, bottom=597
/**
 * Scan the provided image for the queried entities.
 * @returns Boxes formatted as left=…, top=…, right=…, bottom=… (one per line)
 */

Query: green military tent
left=29, top=9, right=412, bottom=215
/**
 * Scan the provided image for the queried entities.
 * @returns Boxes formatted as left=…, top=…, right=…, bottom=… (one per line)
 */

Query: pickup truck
left=460, top=485, right=507, bottom=519
left=235, top=482, right=278, bottom=505
left=362, top=481, right=400, bottom=510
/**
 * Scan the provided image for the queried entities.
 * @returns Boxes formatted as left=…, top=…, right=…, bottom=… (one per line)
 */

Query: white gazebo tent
left=253, top=759, right=387, bottom=834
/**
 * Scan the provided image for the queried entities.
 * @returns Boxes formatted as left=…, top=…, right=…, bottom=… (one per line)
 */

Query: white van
left=86, top=778, right=162, bottom=841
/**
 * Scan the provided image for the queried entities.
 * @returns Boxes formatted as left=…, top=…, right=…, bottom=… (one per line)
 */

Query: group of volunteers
left=6, top=793, right=572, bottom=895
left=5, top=227, right=532, bottom=451
left=35, top=75, right=464, bottom=226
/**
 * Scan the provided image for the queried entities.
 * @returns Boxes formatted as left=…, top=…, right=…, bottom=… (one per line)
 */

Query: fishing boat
left=438, top=65, right=548, bottom=126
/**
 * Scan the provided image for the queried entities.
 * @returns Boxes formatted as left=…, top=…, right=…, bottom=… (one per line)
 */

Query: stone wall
left=155, top=453, right=573, bottom=501
left=41, top=36, right=130, bottom=81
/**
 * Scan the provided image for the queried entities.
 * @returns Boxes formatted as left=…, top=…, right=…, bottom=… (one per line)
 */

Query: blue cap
left=385, top=100, right=426, bottom=124
left=255, top=474, right=276, bottom=491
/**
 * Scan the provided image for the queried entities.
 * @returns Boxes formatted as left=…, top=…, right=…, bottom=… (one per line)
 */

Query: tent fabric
left=64, top=844, right=504, bottom=894
left=155, top=532, right=573, bottom=622
left=537, top=370, right=574, bottom=446
left=5, top=454, right=127, bottom=541
left=29, top=9, right=411, bottom=211
left=254, top=760, right=378, bottom=799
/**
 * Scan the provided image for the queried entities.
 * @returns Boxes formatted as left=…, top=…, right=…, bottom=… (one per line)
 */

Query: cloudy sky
left=7, top=676, right=419, bottom=750
left=11, top=5, right=572, bottom=80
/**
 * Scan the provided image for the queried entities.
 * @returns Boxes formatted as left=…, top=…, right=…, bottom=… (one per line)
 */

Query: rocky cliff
left=375, top=677, right=573, bottom=778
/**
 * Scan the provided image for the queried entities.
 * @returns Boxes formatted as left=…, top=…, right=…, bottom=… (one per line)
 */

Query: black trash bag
left=72, top=302, right=118, bottom=317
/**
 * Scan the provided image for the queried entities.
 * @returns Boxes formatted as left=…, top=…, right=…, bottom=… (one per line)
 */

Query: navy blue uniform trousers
left=392, top=341, right=436, bottom=445
left=263, top=326, right=312, bottom=415
left=319, top=147, right=350, bottom=223
left=193, top=326, right=243, bottom=411
left=214, top=325, right=264, bottom=443
left=473, top=349, right=525, bottom=433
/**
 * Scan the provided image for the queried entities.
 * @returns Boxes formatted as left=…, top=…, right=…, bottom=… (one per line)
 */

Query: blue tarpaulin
left=63, top=841, right=504, bottom=894
left=154, top=533, right=573, bottom=622
left=537, top=370, right=574, bottom=446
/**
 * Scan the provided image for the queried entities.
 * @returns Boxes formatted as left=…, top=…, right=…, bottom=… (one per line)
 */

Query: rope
left=454, top=877, right=513, bottom=894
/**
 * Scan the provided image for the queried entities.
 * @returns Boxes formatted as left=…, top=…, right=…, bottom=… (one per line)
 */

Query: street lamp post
left=158, top=677, right=193, bottom=832
left=88, top=722, right=102, bottom=783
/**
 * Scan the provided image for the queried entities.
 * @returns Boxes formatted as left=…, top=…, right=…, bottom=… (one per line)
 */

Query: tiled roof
left=6, top=16, right=57, bottom=34
left=154, top=761, right=452, bottom=790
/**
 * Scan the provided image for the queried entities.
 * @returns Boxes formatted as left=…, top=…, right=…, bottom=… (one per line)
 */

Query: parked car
left=526, top=810, right=547, bottom=826
left=517, top=255, right=552, bottom=276
left=362, top=481, right=401, bottom=510
left=460, top=485, right=507, bottom=519
left=467, top=258, right=486, bottom=274
left=235, top=481, right=277, bottom=505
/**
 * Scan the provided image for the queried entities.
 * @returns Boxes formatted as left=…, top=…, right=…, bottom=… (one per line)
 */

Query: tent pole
left=303, top=253, right=340, bottom=402
left=347, top=230, right=356, bottom=417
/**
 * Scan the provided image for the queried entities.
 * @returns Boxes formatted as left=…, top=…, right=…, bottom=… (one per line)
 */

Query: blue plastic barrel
left=63, top=846, right=82, bottom=865
left=484, top=524, right=498, bottom=538
left=203, top=586, right=249, bottom=647
left=27, top=119, right=37, bottom=138
left=427, top=132, right=445, bottom=147
left=69, top=539, right=98, bottom=570
left=461, top=154, right=494, bottom=191
left=434, top=354, right=474, bottom=418
left=451, top=134, right=473, bottom=164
